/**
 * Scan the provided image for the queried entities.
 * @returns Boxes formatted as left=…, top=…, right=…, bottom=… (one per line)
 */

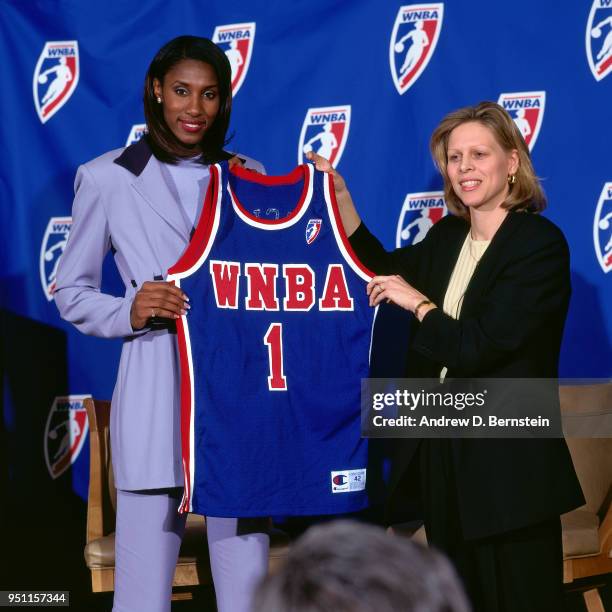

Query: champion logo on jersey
left=33, top=41, right=79, bottom=124
left=331, top=469, right=366, bottom=493
left=389, top=4, right=444, bottom=95
left=306, top=219, right=322, bottom=244
left=40, top=216, right=72, bottom=301
left=298, top=106, right=351, bottom=168
left=212, top=22, right=256, bottom=96
left=594, top=182, right=612, bottom=273
left=497, top=91, right=546, bottom=151
left=586, top=0, right=612, bottom=81
left=44, top=395, right=90, bottom=479
left=126, top=123, right=147, bottom=146
left=396, top=192, right=446, bottom=248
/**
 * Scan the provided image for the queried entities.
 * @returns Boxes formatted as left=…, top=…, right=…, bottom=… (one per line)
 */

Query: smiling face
left=446, top=121, right=519, bottom=213
left=153, top=59, right=220, bottom=149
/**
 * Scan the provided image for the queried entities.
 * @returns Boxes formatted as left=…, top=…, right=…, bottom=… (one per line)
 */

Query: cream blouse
left=439, top=233, right=490, bottom=380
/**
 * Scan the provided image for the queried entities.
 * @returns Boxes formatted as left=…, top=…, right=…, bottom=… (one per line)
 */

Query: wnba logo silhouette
left=389, top=4, right=444, bottom=95
left=126, top=123, right=147, bottom=146
left=40, top=216, right=72, bottom=301
left=497, top=91, right=546, bottom=151
left=212, top=22, right=256, bottom=96
left=594, top=183, right=612, bottom=273
left=586, top=0, right=612, bottom=81
left=33, top=41, right=79, bottom=123
left=44, top=395, right=90, bottom=480
left=396, top=192, right=446, bottom=248
left=298, top=106, right=351, bottom=167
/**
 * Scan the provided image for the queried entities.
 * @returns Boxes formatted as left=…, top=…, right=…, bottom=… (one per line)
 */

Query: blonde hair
left=429, top=101, right=546, bottom=220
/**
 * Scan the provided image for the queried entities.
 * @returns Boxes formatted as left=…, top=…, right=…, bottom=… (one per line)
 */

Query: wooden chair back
left=84, top=398, right=115, bottom=544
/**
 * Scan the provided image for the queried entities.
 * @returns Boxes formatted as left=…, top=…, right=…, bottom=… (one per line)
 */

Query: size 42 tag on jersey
left=331, top=469, right=366, bottom=493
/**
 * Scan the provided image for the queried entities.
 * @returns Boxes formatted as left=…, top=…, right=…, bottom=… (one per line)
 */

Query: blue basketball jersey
left=168, top=162, right=376, bottom=516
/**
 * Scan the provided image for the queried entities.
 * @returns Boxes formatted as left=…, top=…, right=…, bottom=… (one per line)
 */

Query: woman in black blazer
left=308, top=101, right=584, bottom=611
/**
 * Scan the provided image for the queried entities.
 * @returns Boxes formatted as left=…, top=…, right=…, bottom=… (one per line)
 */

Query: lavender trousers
left=112, top=488, right=270, bottom=612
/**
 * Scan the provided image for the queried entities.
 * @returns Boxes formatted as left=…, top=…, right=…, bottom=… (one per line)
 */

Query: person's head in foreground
left=253, top=520, right=471, bottom=612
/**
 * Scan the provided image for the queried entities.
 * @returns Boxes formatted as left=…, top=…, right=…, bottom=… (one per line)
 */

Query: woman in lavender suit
left=55, top=36, right=268, bottom=612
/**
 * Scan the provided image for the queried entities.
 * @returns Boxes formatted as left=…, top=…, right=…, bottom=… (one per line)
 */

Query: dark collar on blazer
left=113, top=136, right=239, bottom=176
left=113, top=136, right=153, bottom=176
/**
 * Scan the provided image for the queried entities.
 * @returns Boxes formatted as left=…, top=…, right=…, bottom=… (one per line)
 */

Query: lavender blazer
left=54, top=138, right=264, bottom=490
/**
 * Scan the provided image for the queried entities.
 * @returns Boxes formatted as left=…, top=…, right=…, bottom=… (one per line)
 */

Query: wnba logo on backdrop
left=212, top=22, right=255, bottom=95
left=33, top=41, right=79, bottom=123
left=298, top=106, right=351, bottom=167
left=586, top=0, right=612, bottom=81
left=126, top=123, right=147, bottom=146
left=497, top=91, right=545, bottom=151
left=396, top=192, right=446, bottom=247
left=40, top=217, right=72, bottom=301
left=44, top=395, right=90, bottom=479
left=594, top=183, right=612, bottom=273
left=389, top=4, right=444, bottom=95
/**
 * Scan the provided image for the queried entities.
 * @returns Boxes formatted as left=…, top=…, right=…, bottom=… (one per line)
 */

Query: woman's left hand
left=228, top=155, right=245, bottom=169
left=366, top=275, right=429, bottom=312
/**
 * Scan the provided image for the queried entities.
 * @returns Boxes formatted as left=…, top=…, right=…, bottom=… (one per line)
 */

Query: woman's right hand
left=130, top=281, right=190, bottom=330
left=305, top=152, right=361, bottom=236
left=305, top=151, right=347, bottom=195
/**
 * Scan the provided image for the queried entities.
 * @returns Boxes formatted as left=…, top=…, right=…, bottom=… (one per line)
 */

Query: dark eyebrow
left=171, top=80, right=218, bottom=88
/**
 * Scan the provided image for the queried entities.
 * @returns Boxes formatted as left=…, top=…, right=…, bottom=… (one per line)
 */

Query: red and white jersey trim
left=323, top=172, right=374, bottom=282
left=168, top=164, right=223, bottom=281
left=169, top=164, right=223, bottom=512
left=176, top=311, right=195, bottom=513
left=228, top=164, right=314, bottom=230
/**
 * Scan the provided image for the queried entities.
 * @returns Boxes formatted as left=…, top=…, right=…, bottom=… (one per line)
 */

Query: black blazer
left=350, top=211, right=585, bottom=539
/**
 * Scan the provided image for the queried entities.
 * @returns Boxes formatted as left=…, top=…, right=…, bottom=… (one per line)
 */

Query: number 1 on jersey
left=264, top=323, right=287, bottom=391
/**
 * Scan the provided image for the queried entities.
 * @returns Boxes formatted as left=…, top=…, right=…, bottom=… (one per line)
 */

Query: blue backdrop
left=1, top=1, right=610, bottom=513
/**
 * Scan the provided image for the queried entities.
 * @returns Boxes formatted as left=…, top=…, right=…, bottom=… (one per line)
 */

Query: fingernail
left=174, top=314, right=179, bottom=319
left=183, top=294, right=190, bottom=301
left=184, top=303, right=191, bottom=309
left=181, top=309, right=186, bottom=315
